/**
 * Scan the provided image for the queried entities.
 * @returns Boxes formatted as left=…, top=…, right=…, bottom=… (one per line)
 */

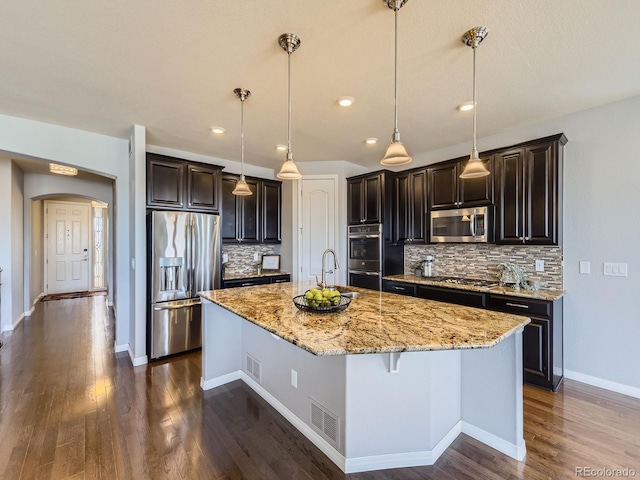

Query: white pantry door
left=45, top=200, right=90, bottom=294
left=299, top=176, right=338, bottom=285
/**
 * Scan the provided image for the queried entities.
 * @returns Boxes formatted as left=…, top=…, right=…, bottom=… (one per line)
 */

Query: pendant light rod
left=277, top=33, right=302, bottom=180
left=232, top=88, right=253, bottom=196
left=460, top=26, right=490, bottom=178
left=381, top=0, right=412, bottom=166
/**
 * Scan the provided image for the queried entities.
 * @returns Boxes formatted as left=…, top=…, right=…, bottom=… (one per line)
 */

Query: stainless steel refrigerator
left=148, top=210, right=221, bottom=360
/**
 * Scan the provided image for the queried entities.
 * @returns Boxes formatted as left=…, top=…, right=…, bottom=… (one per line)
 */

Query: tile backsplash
left=222, top=244, right=278, bottom=277
left=404, top=244, right=563, bottom=290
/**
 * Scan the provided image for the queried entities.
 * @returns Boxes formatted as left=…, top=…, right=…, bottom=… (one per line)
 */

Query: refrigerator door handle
left=186, top=215, right=193, bottom=298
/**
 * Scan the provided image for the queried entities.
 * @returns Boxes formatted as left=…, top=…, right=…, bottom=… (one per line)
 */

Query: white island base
left=201, top=300, right=526, bottom=474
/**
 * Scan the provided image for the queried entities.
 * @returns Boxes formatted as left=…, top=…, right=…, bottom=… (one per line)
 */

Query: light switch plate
left=254, top=252, right=260, bottom=262
left=579, top=261, right=591, bottom=275
left=222, top=253, right=229, bottom=263
left=603, top=262, right=628, bottom=277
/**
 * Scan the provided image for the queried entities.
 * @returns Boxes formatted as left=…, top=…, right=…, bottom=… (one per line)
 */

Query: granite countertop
left=223, top=271, right=291, bottom=281
left=384, top=274, right=565, bottom=301
left=200, top=282, right=530, bottom=356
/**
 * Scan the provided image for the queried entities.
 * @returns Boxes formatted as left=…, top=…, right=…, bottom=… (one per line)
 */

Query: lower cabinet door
left=382, top=280, right=416, bottom=296
left=349, top=272, right=382, bottom=291
left=417, top=286, right=486, bottom=308
left=523, top=318, right=550, bottom=379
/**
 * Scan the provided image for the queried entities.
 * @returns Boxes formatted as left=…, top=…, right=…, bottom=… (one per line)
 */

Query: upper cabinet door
left=458, top=155, right=494, bottom=207
left=363, top=174, right=383, bottom=223
left=221, top=175, right=240, bottom=243
left=187, top=164, right=220, bottom=212
left=238, top=178, right=260, bottom=243
left=525, top=141, right=558, bottom=244
left=394, top=169, right=427, bottom=243
left=147, top=157, right=185, bottom=209
left=347, top=179, right=364, bottom=224
left=429, top=163, right=458, bottom=210
left=261, top=179, right=282, bottom=243
left=496, top=148, right=526, bottom=243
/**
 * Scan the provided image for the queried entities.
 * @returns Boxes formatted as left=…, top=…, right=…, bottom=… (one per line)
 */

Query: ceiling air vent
left=309, top=399, right=339, bottom=447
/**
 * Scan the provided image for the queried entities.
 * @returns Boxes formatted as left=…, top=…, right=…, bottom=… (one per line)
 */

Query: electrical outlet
left=222, top=253, right=229, bottom=263
left=535, top=259, right=544, bottom=272
left=253, top=252, right=260, bottom=262
left=291, top=369, right=298, bottom=388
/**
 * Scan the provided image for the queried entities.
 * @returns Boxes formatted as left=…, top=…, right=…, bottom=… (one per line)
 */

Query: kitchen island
left=199, top=282, right=530, bottom=473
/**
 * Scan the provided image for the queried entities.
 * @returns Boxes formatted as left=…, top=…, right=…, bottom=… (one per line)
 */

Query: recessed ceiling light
left=276, top=144, right=287, bottom=151
left=338, top=96, right=355, bottom=107
left=210, top=127, right=225, bottom=134
left=457, top=101, right=475, bottom=112
left=49, top=163, right=78, bottom=176
left=365, top=137, right=378, bottom=145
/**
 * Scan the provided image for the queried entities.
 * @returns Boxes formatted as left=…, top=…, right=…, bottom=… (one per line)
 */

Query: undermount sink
left=341, top=291, right=360, bottom=298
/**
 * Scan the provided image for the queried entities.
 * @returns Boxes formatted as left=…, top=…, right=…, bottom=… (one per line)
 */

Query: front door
left=45, top=200, right=90, bottom=294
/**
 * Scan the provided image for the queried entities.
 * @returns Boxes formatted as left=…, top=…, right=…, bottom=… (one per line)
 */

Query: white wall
left=395, top=96, right=640, bottom=393
left=11, top=164, right=24, bottom=327
left=0, top=114, right=133, bottom=353
left=0, top=160, right=12, bottom=331
left=23, top=172, right=114, bottom=309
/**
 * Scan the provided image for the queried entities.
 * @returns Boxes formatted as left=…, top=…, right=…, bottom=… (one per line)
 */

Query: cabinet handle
left=393, top=286, right=405, bottom=291
left=241, top=282, right=254, bottom=286
left=505, top=302, right=529, bottom=309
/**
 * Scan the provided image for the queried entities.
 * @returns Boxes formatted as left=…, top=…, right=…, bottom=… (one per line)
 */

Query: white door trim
left=293, top=175, right=340, bottom=284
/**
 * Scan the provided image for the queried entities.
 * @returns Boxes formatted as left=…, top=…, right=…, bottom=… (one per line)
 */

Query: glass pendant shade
left=381, top=139, right=412, bottom=166
left=460, top=153, right=489, bottom=179
left=277, top=159, right=302, bottom=179
left=232, top=174, right=253, bottom=195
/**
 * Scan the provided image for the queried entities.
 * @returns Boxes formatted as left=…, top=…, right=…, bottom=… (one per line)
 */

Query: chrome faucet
left=317, top=249, right=340, bottom=289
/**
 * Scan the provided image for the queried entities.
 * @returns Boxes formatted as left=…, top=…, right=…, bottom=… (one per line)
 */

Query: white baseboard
left=200, top=371, right=242, bottom=391
left=200, top=369, right=465, bottom=473
left=3, top=313, right=26, bottom=332
left=128, top=345, right=148, bottom=366
left=461, top=421, right=526, bottom=461
left=565, top=369, right=640, bottom=399
left=114, top=342, right=128, bottom=353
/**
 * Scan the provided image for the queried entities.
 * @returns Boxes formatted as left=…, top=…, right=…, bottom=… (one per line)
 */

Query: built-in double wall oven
left=348, top=224, right=383, bottom=290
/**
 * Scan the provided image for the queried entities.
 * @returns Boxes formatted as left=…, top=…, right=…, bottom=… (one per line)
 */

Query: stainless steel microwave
left=430, top=206, right=493, bottom=243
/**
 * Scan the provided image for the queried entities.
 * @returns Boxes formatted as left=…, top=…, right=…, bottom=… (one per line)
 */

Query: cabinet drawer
left=223, top=277, right=271, bottom=289
left=382, top=280, right=417, bottom=297
left=488, top=294, right=551, bottom=318
left=418, top=286, right=487, bottom=308
left=270, top=275, right=291, bottom=284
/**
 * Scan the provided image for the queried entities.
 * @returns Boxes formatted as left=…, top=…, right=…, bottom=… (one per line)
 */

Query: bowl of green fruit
left=293, top=287, right=351, bottom=313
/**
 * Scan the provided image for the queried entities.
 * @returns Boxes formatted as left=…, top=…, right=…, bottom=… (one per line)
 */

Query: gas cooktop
left=426, top=276, right=499, bottom=288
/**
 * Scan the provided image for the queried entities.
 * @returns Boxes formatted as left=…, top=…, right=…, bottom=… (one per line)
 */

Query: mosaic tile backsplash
left=404, top=244, right=563, bottom=290
left=222, top=244, right=278, bottom=277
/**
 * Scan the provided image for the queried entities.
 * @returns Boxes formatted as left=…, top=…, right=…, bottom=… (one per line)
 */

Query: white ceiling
left=1, top=0, right=639, bottom=173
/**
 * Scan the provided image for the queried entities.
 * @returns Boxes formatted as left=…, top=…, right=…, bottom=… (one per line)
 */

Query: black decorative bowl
left=292, top=294, right=351, bottom=313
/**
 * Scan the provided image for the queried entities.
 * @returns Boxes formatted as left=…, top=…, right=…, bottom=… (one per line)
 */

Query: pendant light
left=380, top=0, right=412, bottom=167
left=277, top=33, right=303, bottom=180
left=459, top=26, right=490, bottom=179
left=232, top=88, right=253, bottom=196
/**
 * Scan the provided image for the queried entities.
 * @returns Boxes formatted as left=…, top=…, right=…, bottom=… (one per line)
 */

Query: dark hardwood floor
left=0, top=296, right=638, bottom=479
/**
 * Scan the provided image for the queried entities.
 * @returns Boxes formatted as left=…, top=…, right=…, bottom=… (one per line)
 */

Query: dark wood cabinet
left=394, top=169, right=427, bottom=244
left=222, top=274, right=290, bottom=289
left=488, top=294, right=563, bottom=392
left=428, top=156, right=493, bottom=210
left=147, top=156, right=185, bottom=209
left=221, top=174, right=259, bottom=244
left=146, top=153, right=222, bottom=213
left=495, top=134, right=566, bottom=245
left=221, top=174, right=282, bottom=244
left=417, top=285, right=487, bottom=308
left=261, top=180, right=282, bottom=243
left=187, top=164, right=221, bottom=212
left=347, top=173, right=383, bottom=224
left=382, top=279, right=563, bottom=392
